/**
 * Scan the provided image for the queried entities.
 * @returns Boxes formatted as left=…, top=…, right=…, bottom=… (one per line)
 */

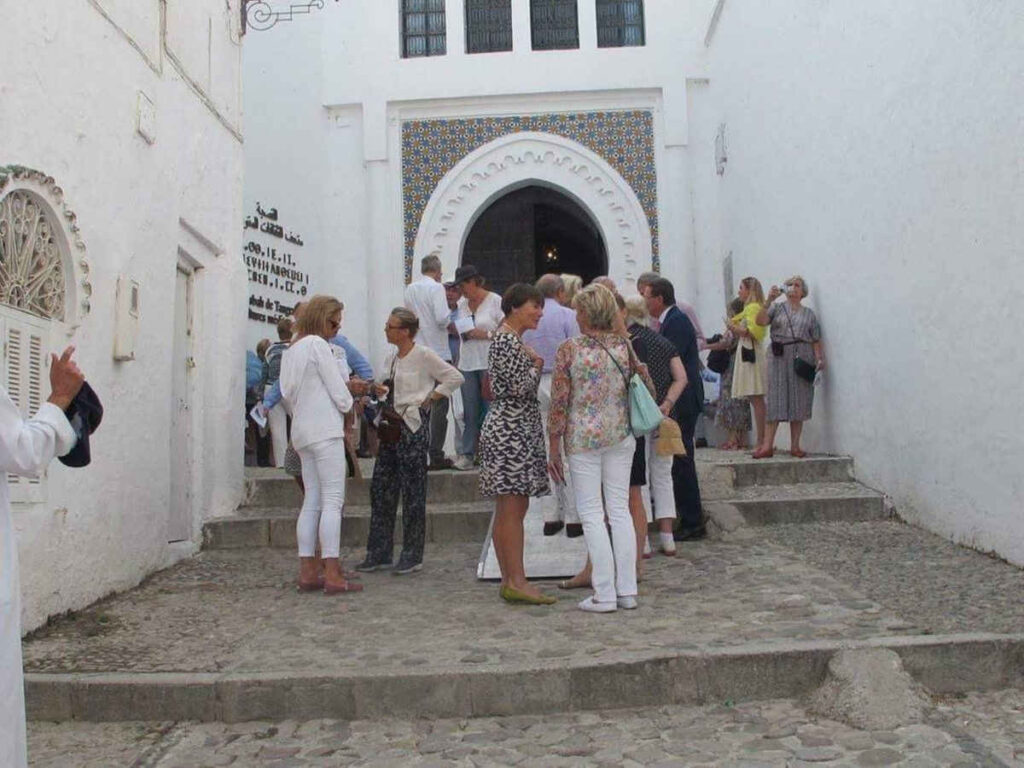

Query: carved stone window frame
left=0, top=165, right=92, bottom=337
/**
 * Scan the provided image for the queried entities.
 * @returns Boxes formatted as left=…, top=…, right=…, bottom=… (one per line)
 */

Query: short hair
left=625, top=295, right=649, bottom=326
left=296, top=295, right=344, bottom=337
left=535, top=273, right=564, bottom=298
left=256, top=338, right=271, bottom=359
left=502, top=283, right=544, bottom=316
left=647, top=277, right=676, bottom=307
left=741, top=276, right=765, bottom=305
left=561, top=274, right=583, bottom=303
left=728, top=297, right=745, bottom=316
left=636, top=271, right=660, bottom=291
left=276, top=316, right=293, bottom=341
left=592, top=276, right=617, bottom=292
left=787, top=275, right=808, bottom=297
left=572, top=284, right=618, bottom=331
left=389, top=306, right=420, bottom=339
left=421, top=254, right=441, bottom=274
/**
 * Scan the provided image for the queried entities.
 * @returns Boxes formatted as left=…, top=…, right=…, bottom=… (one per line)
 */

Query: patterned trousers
left=366, top=418, right=428, bottom=565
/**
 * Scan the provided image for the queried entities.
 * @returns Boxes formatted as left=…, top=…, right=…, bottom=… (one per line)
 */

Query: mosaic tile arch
left=401, top=110, right=658, bottom=281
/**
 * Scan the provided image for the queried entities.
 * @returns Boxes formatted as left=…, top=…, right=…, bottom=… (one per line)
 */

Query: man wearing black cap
left=2, top=346, right=84, bottom=768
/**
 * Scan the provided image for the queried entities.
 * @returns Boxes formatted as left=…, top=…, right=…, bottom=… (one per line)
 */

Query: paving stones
left=30, top=695, right=1024, bottom=767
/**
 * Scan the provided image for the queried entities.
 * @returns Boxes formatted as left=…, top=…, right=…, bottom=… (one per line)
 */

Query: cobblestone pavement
left=28, top=691, right=1024, bottom=767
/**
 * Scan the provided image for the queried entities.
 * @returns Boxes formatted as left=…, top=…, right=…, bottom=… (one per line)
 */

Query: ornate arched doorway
left=461, top=185, right=608, bottom=294
left=412, top=132, right=652, bottom=294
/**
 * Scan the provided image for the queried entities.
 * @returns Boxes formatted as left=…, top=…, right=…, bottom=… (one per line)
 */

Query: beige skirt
left=731, top=338, right=766, bottom=398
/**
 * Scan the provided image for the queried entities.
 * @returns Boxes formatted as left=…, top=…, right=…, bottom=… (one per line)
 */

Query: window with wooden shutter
left=402, top=0, right=447, bottom=58
left=1, top=308, right=50, bottom=502
left=530, top=0, right=579, bottom=50
left=466, top=0, right=513, bottom=54
left=596, top=0, right=645, bottom=47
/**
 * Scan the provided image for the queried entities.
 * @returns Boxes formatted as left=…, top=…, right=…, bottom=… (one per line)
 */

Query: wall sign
left=243, top=202, right=309, bottom=328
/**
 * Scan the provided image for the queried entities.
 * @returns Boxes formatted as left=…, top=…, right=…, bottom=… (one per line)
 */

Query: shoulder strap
left=590, top=334, right=633, bottom=388
left=782, top=306, right=809, bottom=344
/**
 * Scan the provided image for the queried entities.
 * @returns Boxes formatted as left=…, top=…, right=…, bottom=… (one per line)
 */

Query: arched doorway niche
left=412, top=132, right=652, bottom=294
left=462, top=184, right=608, bottom=295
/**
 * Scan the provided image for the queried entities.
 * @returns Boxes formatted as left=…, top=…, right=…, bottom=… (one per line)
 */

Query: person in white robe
left=1, top=346, right=83, bottom=768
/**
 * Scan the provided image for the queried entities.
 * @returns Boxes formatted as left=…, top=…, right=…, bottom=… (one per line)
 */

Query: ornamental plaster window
left=402, top=0, right=447, bottom=58
left=596, top=0, right=644, bottom=48
left=530, top=0, right=579, bottom=50
left=0, top=167, right=91, bottom=502
left=465, top=0, right=513, bottom=54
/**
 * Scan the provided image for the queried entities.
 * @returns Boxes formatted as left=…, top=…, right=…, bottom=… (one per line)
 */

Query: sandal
left=324, top=580, right=364, bottom=594
left=751, top=447, right=774, bottom=459
left=296, top=578, right=325, bottom=592
left=790, top=449, right=807, bottom=458
left=558, top=577, right=591, bottom=590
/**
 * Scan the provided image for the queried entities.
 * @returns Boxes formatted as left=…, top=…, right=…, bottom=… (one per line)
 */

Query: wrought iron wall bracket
left=242, top=0, right=338, bottom=34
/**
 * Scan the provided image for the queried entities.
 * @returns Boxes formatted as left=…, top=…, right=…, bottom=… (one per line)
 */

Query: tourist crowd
left=244, top=257, right=825, bottom=611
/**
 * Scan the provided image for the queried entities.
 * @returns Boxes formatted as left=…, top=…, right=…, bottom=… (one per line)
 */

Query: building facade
left=2, top=0, right=248, bottom=631
left=244, top=0, right=1024, bottom=565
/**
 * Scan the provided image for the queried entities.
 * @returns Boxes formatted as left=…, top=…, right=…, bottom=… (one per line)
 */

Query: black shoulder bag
left=782, top=308, right=817, bottom=383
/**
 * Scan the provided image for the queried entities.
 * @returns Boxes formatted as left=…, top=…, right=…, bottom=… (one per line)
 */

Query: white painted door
left=168, top=265, right=194, bottom=542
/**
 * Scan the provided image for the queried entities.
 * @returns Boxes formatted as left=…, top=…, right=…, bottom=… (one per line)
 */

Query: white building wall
left=699, top=0, right=1024, bottom=563
left=1, top=0, right=247, bottom=630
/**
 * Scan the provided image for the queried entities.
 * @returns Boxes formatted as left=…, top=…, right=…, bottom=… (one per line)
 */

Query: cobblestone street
left=28, top=690, right=1024, bottom=767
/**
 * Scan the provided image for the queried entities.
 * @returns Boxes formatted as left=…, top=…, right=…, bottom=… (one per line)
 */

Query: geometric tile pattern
left=401, top=110, right=658, bottom=280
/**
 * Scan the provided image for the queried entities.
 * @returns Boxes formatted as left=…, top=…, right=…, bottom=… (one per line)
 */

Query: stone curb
left=245, top=472, right=484, bottom=508
left=25, top=633, right=1024, bottom=723
left=203, top=504, right=494, bottom=549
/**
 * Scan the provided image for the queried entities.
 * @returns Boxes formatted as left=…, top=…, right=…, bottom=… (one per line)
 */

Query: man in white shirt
left=405, top=254, right=456, bottom=470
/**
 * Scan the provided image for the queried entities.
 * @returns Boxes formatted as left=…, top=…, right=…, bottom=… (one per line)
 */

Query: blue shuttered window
left=466, top=0, right=513, bottom=53
left=596, top=0, right=645, bottom=48
left=530, top=0, right=579, bottom=51
left=402, top=0, right=446, bottom=58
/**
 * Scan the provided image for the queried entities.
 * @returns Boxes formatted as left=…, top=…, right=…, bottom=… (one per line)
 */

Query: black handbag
left=740, top=344, right=756, bottom=363
left=707, top=348, right=730, bottom=374
left=781, top=308, right=817, bottom=383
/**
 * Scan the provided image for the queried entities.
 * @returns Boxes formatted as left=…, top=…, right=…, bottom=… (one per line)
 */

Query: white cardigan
left=381, top=344, right=464, bottom=433
left=279, top=335, right=354, bottom=450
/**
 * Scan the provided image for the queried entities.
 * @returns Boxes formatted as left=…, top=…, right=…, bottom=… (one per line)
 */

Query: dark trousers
left=428, top=397, right=449, bottom=463
left=366, top=420, right=429, bottom=564
left=671, top=411, right=704, bottom=531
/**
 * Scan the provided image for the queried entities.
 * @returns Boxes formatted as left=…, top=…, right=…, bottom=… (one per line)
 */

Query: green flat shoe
left=501, top=585, right=557, bottom=605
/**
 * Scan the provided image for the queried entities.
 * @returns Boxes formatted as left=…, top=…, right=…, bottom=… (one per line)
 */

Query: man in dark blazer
left=644, top=277, right=706, bottom=540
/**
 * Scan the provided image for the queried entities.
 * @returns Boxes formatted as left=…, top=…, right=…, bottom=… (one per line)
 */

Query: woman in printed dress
left=478, top=283, right=555, bottom=606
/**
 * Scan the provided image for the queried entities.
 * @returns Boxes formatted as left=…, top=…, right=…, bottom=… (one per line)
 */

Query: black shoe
left=392, top=558, right=423, bottom=575
left=355, top=558, right=392, bottom=572
left=427, top=458, right=454, bottom=472
left=673, top=525, right=707, bottom=542
left=695, top=438, right=708, bottom=448
left=565, top=523, right=584, bottom=538
left=543, top=521, right=565, bottom=537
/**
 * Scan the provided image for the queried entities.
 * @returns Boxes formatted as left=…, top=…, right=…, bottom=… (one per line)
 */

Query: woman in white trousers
left=547, top=285, right=654, bottom=613
left=280, top=295, right=363, bottom=594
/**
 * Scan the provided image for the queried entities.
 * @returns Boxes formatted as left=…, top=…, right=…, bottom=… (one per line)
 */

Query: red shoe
left=751, top=447, right=774, bottom=459
left=324, top=580, right=364, bottom=594
left=296, top=577, right=325, bottom=592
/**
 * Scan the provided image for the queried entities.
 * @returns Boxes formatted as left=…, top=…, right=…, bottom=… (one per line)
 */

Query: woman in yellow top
left=728, top=277, right=769, bottom=455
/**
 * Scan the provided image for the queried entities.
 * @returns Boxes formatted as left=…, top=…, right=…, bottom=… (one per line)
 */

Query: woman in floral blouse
left=547, top=284, right=655, bottom=613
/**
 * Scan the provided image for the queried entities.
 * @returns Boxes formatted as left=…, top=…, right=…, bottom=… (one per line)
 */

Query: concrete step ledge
left=204, top=503, right=493, bottom=549
left=245, top=471, right=483, bottom=508
left=25, top=633, right=1024, bottom=723
left=715, top=482, right=886, bottom=526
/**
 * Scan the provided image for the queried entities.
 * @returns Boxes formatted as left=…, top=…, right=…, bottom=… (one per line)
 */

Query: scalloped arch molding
left=0, top=165, right=92, bottom=328
left=412, top=132, right=654, bottom=291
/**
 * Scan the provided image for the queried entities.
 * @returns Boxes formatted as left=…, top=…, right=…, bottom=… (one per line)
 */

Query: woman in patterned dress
left=478, top=283, right=556, bottom=606
left=711, top=297, right=753, bottom=449
left=756, top=276, right=825, bottom=458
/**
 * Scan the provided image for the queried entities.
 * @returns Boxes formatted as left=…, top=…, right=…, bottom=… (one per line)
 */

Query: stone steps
left=243, top=470, right=481, bottom=508
left=203, top=502, right=493, bottom=549
left=708, top=481, right=887, bottom=529
left=24, top=633, right=1024, bottom=723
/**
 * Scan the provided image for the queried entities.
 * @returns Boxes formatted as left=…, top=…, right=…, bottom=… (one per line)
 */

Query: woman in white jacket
left=280, top=295, right=361, bottom=594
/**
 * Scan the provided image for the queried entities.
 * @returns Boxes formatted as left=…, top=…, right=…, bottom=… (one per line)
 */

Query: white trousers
left=265, top=385, right=288, bottom=468
left=533, top=373, right=578, bottom=524
left=646, top=434, right=676, bottom=521
left=568, top=435, right=637, bottom=604
left=296, top=437, right=347, bottom=558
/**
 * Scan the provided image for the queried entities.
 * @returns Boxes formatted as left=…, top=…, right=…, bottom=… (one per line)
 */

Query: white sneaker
left=659, top=532, right=677, bottom=557
left=642, top=537, right=652, bottom=556
left=617, top=596, right=638, bottom=610
left=578, top=596, right=617, bottom=613
left=452, top=455, right=474, bottom=471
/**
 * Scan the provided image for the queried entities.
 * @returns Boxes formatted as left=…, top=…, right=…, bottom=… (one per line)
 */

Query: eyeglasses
left=385, top=323, right=405, bottom=331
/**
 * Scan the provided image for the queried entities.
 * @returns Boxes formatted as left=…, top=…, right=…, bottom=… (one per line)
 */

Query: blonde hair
left=741, top=277, right=765, bottom=305
left=624, top=295, right=649, bottom=326
left=787, top=275, right=808, bottom=297
left=296, top=294, right=344, bottom=337
left=561, top=273, right=583, bottom=304
left=572, top=284, right=618, bottom=331
left=256, top=338, right=271, bottom=359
